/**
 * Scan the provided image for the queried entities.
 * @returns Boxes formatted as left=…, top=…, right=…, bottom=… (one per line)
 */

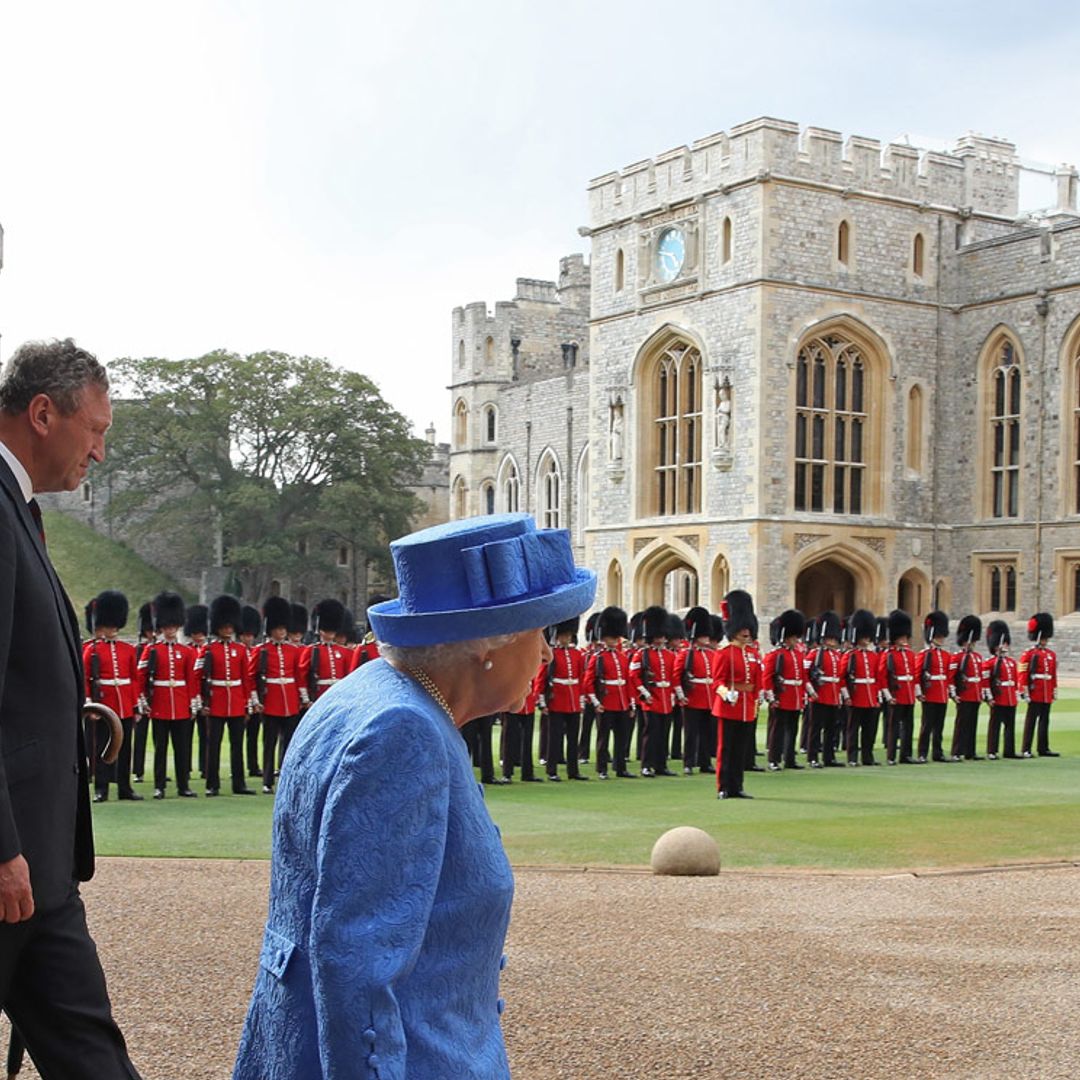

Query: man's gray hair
left=0, top=338, right=109, bottom=416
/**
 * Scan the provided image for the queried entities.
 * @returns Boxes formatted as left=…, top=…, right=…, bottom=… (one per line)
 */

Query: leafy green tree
left=101, top=351, right=429, bottom=602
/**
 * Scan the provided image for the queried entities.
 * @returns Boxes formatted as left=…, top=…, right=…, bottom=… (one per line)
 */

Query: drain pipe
left=1034, top=289, right=1049, bottom=610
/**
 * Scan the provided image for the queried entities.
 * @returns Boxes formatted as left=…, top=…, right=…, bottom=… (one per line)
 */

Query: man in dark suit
left=0, top=338, right=141, bottom=1078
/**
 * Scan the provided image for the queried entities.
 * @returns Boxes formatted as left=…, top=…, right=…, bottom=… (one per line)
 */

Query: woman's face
left=484, top=628, right=552, bottom=714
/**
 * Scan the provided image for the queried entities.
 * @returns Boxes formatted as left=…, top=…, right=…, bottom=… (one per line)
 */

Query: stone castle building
left=450, top=117, right=1080, bottom=668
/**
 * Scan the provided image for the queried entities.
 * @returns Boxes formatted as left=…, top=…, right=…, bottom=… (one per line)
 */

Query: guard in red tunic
left=916, top=610, right=951, bottom=763
left=674, top=606, right=716, bottom=775
left=288, top=602, right=308, bottom=646
left=1019, top=612, right=1059, bottom=757
left=583, top=605, right=635, bottom=779
left=239, top=604, right=263, bottom=778
left=537, top=616, right=587, bottom=781
left=250, top=596, right=308, bottom=794
left=949, top=615, right=984, bottom=761
left=629, top=606, right=679, bottom=778
left=194, top=594, right=256, bottom=796
left=83, top=590, right=142, bottom=802
left=878, top=610, right=921, bottom=765
left=184, top=603, right=210, bottom=777
left=843, top=609, right=881, bottom=766
left=666, top=613, right=688, bottom=762
left=299, top=599, right=351, bottom=706
left=763, top=609, right=809, bottom=772
left=983, top=619, right=1019, bottom=760
left=711, top=590, right=762, bottom=799
left=806, top=611, right=845, bottom=768
left=138, top=591, right=199, bottom=799
left=576, top=612, right=600, bottom=766
left=131, top=600, right=155, bottom=784
left=500, top=660, right=544, bottom=783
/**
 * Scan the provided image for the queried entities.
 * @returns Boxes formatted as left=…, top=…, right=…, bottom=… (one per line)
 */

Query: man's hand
left=0, top=855, right=34, bottom=923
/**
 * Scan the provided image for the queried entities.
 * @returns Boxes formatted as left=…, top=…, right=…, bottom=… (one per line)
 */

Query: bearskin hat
left=986, top=619, right=1011, bottom=652
left=874, top=616, right=889, bottom=646
left=556, top=614, right=580, bottom=638
left=847, top=609, right=877, bottom=644
left=710, top=614, right=725, bottom=641
left=597, top=605, right=628, bottom=641
left=768, top=616, right=783, bottom=648
left=89, top=589, right=128, bottom=631
left=210, top=594, right=243, bottom=635
left=684, top=606, right=711, bottom=641
left=240, top=604, right=261, bottom=639
left=340, top=608, right=358, bottom=644
left=312, top=598, right=346, bottom=635
left=777, top=609, right=806, bottom=642
left=956, top=614, right=982, bottom=646
left=722, top=590, right=757, bottom=640
left=1027, top=612, right=1053, bottom=642
left=642, top=605, right=669, bottom=642
left=138, top=602, right=154, bottom=637
left=363, top=594, right=391, bottom=635
left=816, top=610, right=842, bottom=644
left=924, top=610, right=949, bottom=645
left=289, top=603, right=308, bottom=636
left=152, top=591, right=186, bottom=632
left=666, top=613, right=686, bottom=642
left=628, top=611, right=643, bottom=644
left=585, top=612, right=600, bottom=644
left=887, top=609, right=913, bottom=643
left=184, top=603, right=208, bottom=639
left=263, top=596, right=292, bottom=633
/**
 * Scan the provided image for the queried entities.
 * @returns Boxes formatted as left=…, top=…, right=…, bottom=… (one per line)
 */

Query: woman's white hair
left=379, top=632, right=522, bottom=672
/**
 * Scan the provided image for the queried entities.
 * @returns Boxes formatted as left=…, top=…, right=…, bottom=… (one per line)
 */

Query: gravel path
left=3, top=859, right=1079, bottom=1079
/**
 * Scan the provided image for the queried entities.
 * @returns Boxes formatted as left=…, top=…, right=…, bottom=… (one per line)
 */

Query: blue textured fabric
left=367, top=514, right=595, bottom=646
left=233, top=661, right=514, bottom=1079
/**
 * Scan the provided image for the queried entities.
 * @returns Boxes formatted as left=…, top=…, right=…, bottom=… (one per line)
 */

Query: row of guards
left=478, top=591, right=1061, bottom=801
left=80, top=590, right=385, bottom=801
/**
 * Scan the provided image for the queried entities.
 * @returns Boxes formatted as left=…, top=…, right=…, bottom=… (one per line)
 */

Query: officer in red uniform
left=537, top=616, right=587, bottom=781
left=131, top=600, right=155, bottom=784
left=83, top=590, right=142, bottom=802
left=138, top=592, right=198, bottom=799
left=711, top=590, right=762, bottom=799
left=299, top=599, right=351, bottom=706
left=500, top=660, right=544, bottom=783
left=1019, top=612, right=1059, bottom=757
left=949, top=615, right=983, bottom=761
left=583, top=605, right=635, bottom=779
left=983, top=619, right=1019, bottom=760
left=184, top=603, right=210, bottom=777
left=194, top=595, right=256, bottom=796
left=763, top=609, right=809, bottom=772
left=249, top=596, right=308, bottom=794
left=673, top=606, right=716, bottom=775
left=844, top=609, right=880, bottom=766
left=629, top=606, right=679, bottom=778
left=916, top=611, right=951, bottom=763
left=806, top=611, right=845, bottom=768
left=878, top=610, right=921, bottom=765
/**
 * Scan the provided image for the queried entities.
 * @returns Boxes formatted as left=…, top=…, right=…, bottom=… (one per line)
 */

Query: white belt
left=602, top=678, right=627, bottom=686
left=153, top=679, right=185, bottom=688
left=894, top=675, right=913, bottom=682
left=98, top=678, right=131, bottom=686
left=689, top=677, right=712, bottom=684
left=653, top=681, right=671, bottom=688
left=316, top=677, right=338, bottom=685
left=926, top=674, right=945, bottom=680
left=853, top=678, right=875, bottom=684
left=552, top=678, right=579, bottom=685
left=818, top=676, right=839, bottom=683
left=210, top=679, right=243, bottom=687
left=1031, top=674, right=1052, bottom=679
left=265, top=677, right=294, bottom=685
left=998, top=680, right=1015, bottom=687
left=780, top=678, right=803, bottom=686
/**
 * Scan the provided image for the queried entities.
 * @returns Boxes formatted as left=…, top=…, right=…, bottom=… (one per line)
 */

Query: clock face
left=656, top=227, right=686, bottom=283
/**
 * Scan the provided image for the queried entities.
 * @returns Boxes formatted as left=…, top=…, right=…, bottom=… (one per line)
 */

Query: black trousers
left=769, top=708, right=800, bottom=767
left=194, top=712, right=208, bottom=777
left=743, top=713, right=759, bottom=769
left=152, top=718, right=193, bottom=793
left=669, top=705, right=683, bottom=759
left=594, top=708, right=632, bottom=775
left=501, top=711, right=536, bottom=779
left=206, top=715, right=247, bottom=793
left=950, top=701, right=980, bottom=759
left=885, top=703, right=915, bottom=762
left=847, top=707, right=879, bottom=764
left=719, top=718, right=752, bottom=795
left=642, top=710, right=672, bottom=773
left=577, top=701, right=595, bottom=762
left=87, top=716, right=136, bottom=797
left=245, top=714, right=263, bottom=775
left=545, top=712, right=581, bottom=778
left=1022, top=701, right=1054, bottom=755
left=682, top=706, right=713, bottom=770
left=808, top=703, right=839, bottom=765
left=987, top=705, right=1017, bottom=757
left=261, top=714, right=299, bottom=789
left=918, top=700, right=948, bottom=760
left=0, top=889, right=140, bottom=1079
left=131, top=717, right=148, bottom=779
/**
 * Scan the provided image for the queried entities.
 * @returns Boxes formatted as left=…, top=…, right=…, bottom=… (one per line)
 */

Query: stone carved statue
left=715, top=377, right=732, bottom=452
left=609, top=400, right=624, bottom=462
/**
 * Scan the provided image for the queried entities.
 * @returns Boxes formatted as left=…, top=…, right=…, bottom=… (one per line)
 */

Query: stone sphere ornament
left=649, top=826, right=721, bottom=876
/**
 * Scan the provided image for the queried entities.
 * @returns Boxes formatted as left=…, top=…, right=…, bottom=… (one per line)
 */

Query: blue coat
left=233, top=660, right=514, bottom=1079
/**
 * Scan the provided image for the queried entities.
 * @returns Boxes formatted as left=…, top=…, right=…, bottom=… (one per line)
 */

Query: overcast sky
left=1, top=0, right=1078, bottom=441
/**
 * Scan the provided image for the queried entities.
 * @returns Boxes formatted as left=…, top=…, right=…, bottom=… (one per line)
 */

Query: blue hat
left=368, top=513, right=596, bottom=647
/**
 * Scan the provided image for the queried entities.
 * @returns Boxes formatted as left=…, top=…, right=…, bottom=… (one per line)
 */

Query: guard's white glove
left=724, top=689, right=739, bottom=705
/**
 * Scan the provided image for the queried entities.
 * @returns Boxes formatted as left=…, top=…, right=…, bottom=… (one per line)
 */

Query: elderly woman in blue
left=233, top=514, right=595, bottom=1079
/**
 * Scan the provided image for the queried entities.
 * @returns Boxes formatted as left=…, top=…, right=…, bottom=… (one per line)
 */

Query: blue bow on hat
left=368, top=514, right=596, bottom=647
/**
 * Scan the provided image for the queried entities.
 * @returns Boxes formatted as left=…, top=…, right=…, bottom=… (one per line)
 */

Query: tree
left=101, top=351, right=430, bottom=604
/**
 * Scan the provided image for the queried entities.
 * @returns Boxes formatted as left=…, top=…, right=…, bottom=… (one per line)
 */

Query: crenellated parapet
left=587, top=116, right=1024, bottom=229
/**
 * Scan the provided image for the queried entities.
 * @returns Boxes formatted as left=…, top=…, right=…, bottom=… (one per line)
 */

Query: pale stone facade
left=451, top=117, right=1080, bottom=670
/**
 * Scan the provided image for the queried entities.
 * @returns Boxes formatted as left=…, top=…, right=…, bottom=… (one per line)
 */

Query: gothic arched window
left=498, top=456, right=520, bottom=513
left=538, top=451, right=561, bottom=529
left=644, top=340, right=702, bottom=516
left=986, top=335, right=1022, bottom=519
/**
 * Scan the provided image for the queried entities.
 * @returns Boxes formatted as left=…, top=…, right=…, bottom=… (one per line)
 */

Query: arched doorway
left=633, top=539, right=700, bottom=612
left=896, top=568, right=929, bottom=618
left=795, top=559, right=856, bottom=618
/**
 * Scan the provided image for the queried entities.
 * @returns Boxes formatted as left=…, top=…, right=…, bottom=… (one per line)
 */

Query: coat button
left=496, top=997, right=505, bottom=1014
left=363, top=1028, right=376, bottom=1041
left=499, top=954, right=507, bottom=971
left=368, top=1053, right=380, bottom=1068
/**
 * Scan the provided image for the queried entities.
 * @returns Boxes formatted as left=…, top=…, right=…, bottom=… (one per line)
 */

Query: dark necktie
left=28, top=498, right=46, bottom=545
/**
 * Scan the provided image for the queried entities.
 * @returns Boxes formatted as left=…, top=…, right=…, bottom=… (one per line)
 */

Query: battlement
left=587, top=117, right=1027, bottom=226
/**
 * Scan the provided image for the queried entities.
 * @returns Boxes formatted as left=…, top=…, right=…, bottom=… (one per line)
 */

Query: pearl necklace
left=407, top=667, right=455, bottom=725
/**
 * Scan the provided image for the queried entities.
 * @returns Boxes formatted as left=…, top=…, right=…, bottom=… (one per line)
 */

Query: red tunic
left=949, top=649, right=984, bottom=703
left=299, top=642, right=351, bottom=702
left=877, top=645, right=919, bottom=706
left=917, top=645, right=950, bottom=704
left=195, top=639, right=253, bottom=717
left=138, top=640, right=196, bottom=720
left=982, top=654, right=1019, bottom=708
left=1018, top=645, right=1057, bottom=702
left=249, top=640, right=304, bottom=717
left=807, top=645, right=845, bottom=706
left=674, top=645, right=715, bottom=710
left=350, top=639, right=380, bottom=673
left=629, top=645, right=678, bottom=714
left=763, top=645, right=809, bottom=711
left=83, top=638, right=139, bottom=719
left=844, top=648, right=880, bottom=709
left=583, top=646, right=632, bottom=712
left=538, top=646, right=584, bottom=713
left=710, top=643, right=762, bottom=723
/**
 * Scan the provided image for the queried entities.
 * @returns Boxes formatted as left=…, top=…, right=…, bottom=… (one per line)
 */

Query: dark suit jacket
left=0, top=455, right=94, bottom=910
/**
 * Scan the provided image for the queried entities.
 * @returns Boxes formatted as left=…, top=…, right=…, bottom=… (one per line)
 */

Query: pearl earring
left=483, top=659, right=493, bottom=670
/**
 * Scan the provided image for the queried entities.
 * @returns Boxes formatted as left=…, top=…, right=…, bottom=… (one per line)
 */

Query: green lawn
left=91, top=692, right=1080, bottom=871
